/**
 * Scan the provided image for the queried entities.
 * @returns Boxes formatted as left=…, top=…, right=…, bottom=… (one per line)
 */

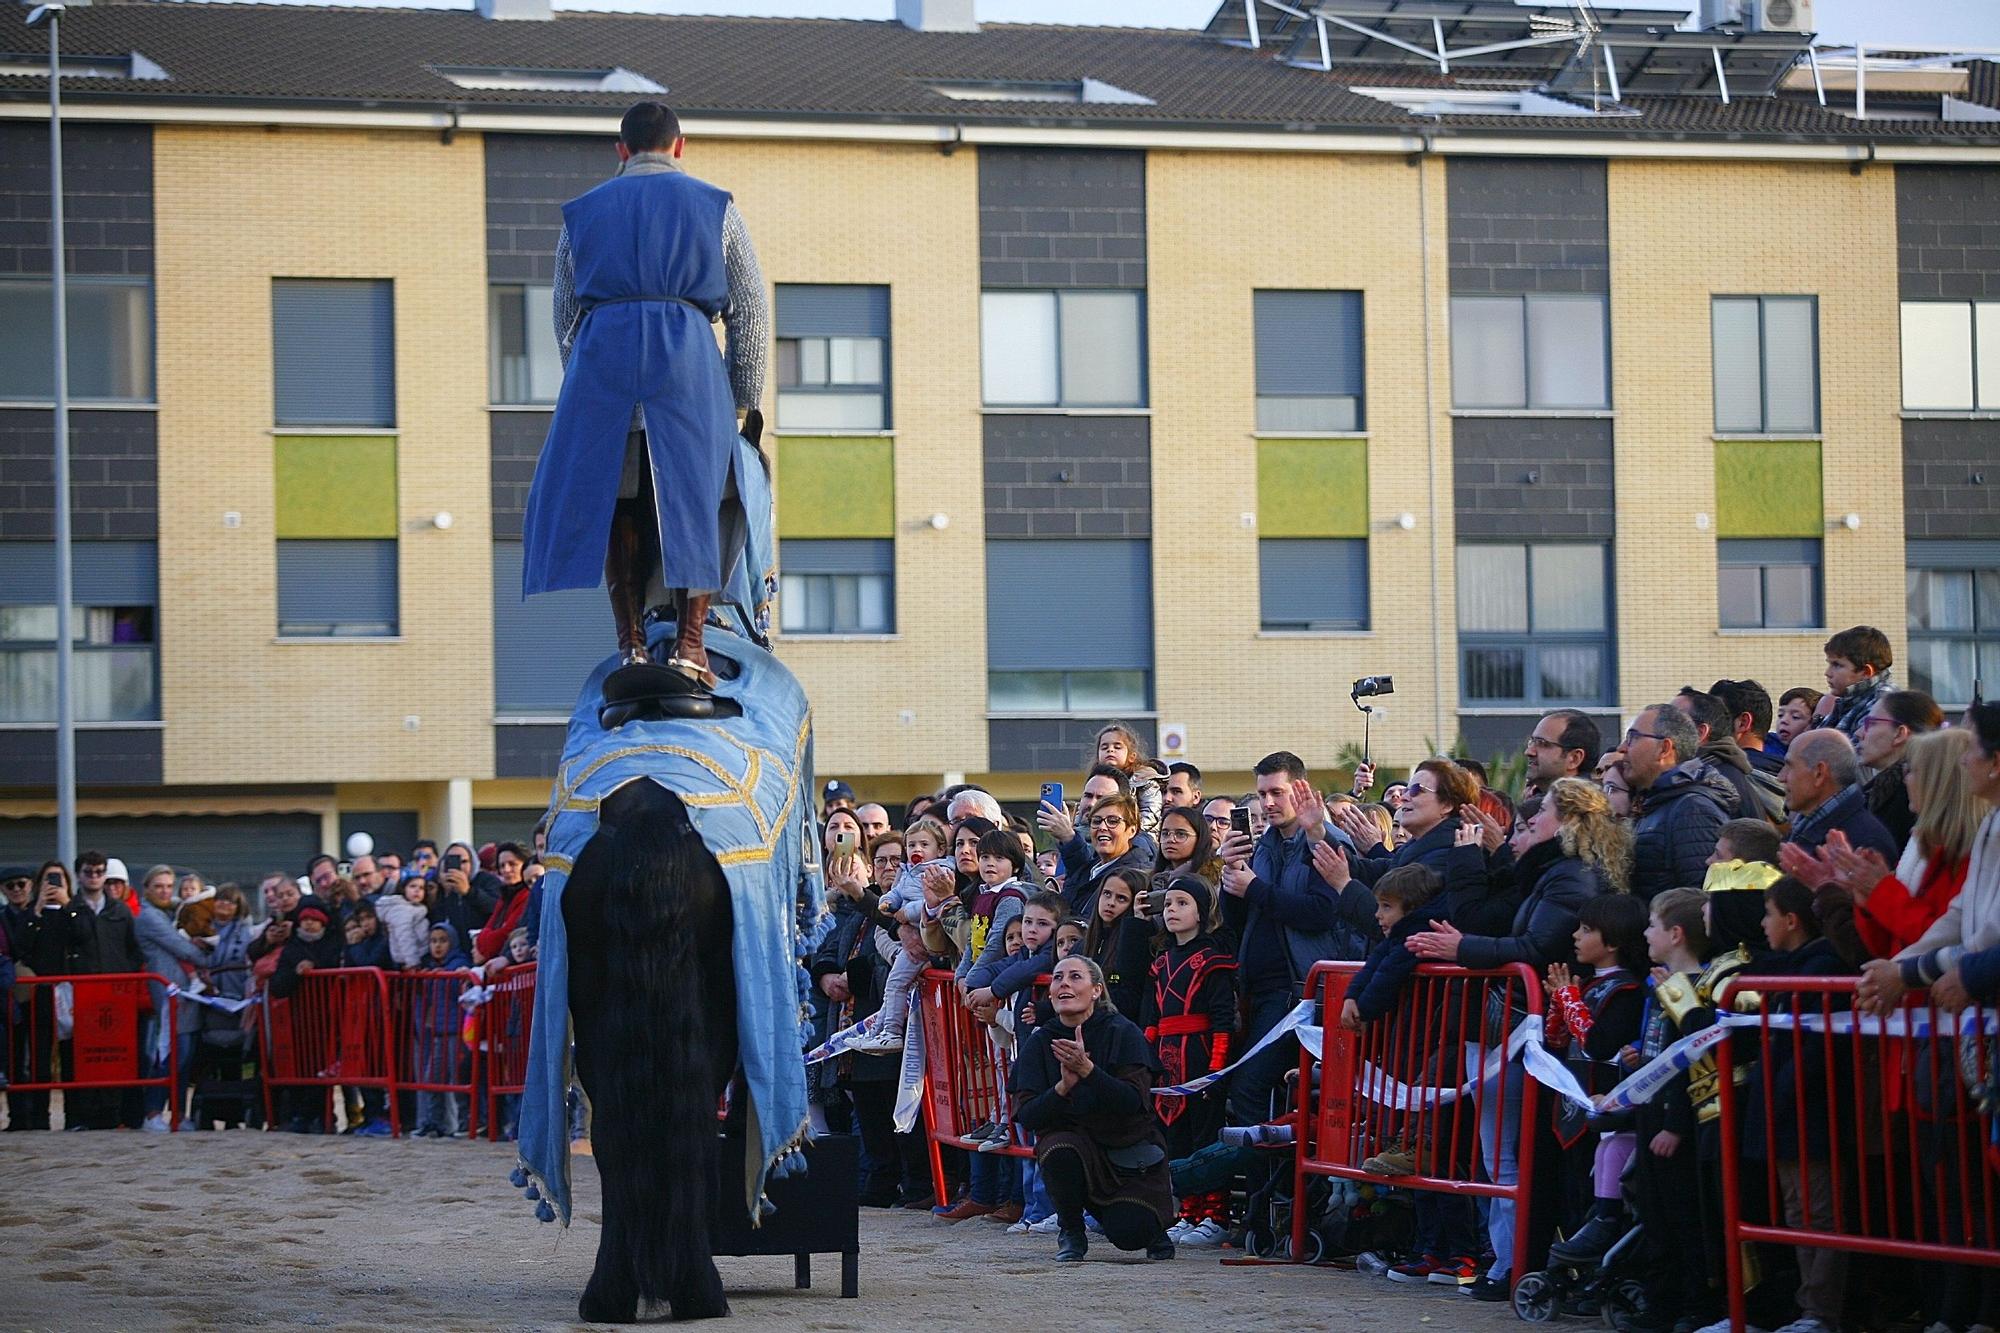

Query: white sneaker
left=1166, top=1219, right=1193, bottom=1242
left=1180, top=1219, right=1228, bottom=1247
left=1005, top=1219, right=1030, bottom=1235
left=1773, top=1320, right=1834, bottom=1333
left=1027, top=1215, right=1062, bottom=1235
left=1692, top=1321, right=1769, bottom=1333
left=847, top=1031, right=905, bottom=1053
left=140, top=1114, right=171, bottom=1134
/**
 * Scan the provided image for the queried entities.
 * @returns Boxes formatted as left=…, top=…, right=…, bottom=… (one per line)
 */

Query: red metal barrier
left=483, top=963, right=537, bottom=1141
left=259, top=967, right=397, bottom=1134
left=916, top=968, right=1036, bottom=1205
left=1293, top=959, right=1543, bottom=1283
left=2, top=973, right=179, bottom=1127
left=1717, top=977, right=2000, bottom=1333
left=386, top=968, right=484, bottom=1138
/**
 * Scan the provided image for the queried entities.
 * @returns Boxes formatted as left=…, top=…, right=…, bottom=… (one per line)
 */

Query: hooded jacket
left=1699, top=736, right=1786, bottom=826
left=1455, top=839, right=1608, bottom=972
left=1631, top=760, right=1738, bottom=903
left=374, top=891, right=430, bottom=970
left=269, top=912, right=344, bottom=999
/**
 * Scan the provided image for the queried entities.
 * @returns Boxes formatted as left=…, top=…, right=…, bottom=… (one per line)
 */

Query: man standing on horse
left=520, top=101, right=768, bottom=703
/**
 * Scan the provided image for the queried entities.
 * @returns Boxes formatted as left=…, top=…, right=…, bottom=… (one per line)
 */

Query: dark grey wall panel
left=1903, top=419, right=2000, bottom=539
left=1447, top=158, right=1608, bottom=296
left=483, top=133, right=607, bottom=284
left=491, top=540, right=612, bottom=715
left=988, top=717, right=1156, bottom=775
left=978, top=148, right=1145, bottom=290
left=0, top=122, right=152, bottom=279
left=474, top=807, right=547, bottom=848
left=0, top=727, right=162, bottom=789
left=490, top=411, right=548, bottom=542
left=983, top=416, right=1150, bottom=538
left=1895, top=165, right=2000, bottom=301
left=0, top=409, right=158, bottom=541
left=0, top=809, right=317, bottom=887
left=1452, top=416, right=1615, bottom=539
left=496, top=723, right=566, bottom=779
left=340, top=809, right=420, bottom=861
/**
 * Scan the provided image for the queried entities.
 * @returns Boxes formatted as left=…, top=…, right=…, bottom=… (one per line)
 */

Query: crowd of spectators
left=804, top=625, right=1999, bottom=1333
left=1, top=834, right=543, bottom=1138
left=5, top=622, right=1997, bottom=1331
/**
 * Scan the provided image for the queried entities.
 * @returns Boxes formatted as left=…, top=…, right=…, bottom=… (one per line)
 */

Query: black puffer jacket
left=1455, top=839, right=1608, bottom=972
left=1630, top=761, right=1738, bottom=903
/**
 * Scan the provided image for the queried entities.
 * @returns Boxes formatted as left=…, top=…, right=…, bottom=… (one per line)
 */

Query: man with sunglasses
left=1622, top=705, right=1737, bottom=904
left=64, top=851, right=146, bottom=1128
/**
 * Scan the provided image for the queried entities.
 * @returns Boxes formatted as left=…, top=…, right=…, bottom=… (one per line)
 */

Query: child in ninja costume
left=1142, top=874, right=1237, bottom=1247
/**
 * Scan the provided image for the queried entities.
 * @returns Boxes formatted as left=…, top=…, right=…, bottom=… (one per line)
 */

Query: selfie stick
left=1352, top=690, right=1374, bottom=768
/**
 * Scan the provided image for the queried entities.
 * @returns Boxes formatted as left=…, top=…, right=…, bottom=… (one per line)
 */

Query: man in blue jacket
left=521, top=101, right=768, bottom=704
left=1216, top=751, right=1372, bottom=1125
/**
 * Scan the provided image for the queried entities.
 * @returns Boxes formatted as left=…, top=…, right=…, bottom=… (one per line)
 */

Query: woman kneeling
left=1011, top=955, right=1177, bottom=1262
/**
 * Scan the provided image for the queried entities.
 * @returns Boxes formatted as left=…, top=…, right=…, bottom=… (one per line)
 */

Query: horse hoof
left=671, top=1266, right=730, bottom=1322
left=578, top=1282, right=636, bottom=1325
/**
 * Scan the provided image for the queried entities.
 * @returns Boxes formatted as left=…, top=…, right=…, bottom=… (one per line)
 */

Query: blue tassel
left=535, top=1199, right=556, bottom=1223
left=524, top=1183, right=541, bottom=1201
left=508, top=1166, right=529, bottom=1188
left=785, top=1150, right=807, bottom=1175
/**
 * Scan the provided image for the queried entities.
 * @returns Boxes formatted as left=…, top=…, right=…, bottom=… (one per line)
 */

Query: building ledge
left=272, top=636, right=406, bottom=645
left=1900, top=410, right=2000, bottom=420
left=1450, top=409, right=1615, bottom=420
left=0, top=399, right=158, bottom=412
left=977, top=407, right=1151, bottom=418
left=0, top=720, right=163, bottom=731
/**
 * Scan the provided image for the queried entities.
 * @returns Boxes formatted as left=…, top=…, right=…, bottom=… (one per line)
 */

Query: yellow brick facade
left=152, top=125, right=494, bottom=787
left=1606, top=159, right=1905, bottom=713
left=697, top=139, right=991, bottom=777
left=1148, top=151, right=1457, bottom=774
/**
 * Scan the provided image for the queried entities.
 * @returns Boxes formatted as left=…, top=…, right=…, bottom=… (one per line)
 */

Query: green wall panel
left=275, top=436, right=399, bottom=539
left=777, top=436, right=895, bottom=539
left=1714, top=440, right=1821, bottom=538
left=1257, top=438, right=1369, bottom=538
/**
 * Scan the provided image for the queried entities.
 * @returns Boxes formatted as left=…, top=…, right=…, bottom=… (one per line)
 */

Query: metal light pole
left=27, top=3, right=74, bottom=868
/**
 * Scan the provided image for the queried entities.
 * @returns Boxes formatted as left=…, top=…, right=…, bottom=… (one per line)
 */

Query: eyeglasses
left=1525, top=735, right=1562, bottom=750
left=1857, top=715, right=1898, bottom=732
left=1624, top=728, right=1668, bottom=746
left=1087, top=815, right=1128, bottom=829
left=1161, top=826, right=1195, bottom=838
left=872, top=855, right=903, bottom=868
left=1403, top=784, right=1436, bottom=799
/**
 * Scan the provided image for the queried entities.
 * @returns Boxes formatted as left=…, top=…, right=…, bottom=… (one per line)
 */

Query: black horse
left=564, top=778, right=739, bottom=1322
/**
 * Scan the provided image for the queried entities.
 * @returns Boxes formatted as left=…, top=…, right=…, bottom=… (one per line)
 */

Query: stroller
left=1511, top=1214, right=1648, bottom=1325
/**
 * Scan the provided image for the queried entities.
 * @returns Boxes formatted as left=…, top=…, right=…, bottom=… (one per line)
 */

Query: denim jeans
left=1470, top=1046, right=1527, bottom=1279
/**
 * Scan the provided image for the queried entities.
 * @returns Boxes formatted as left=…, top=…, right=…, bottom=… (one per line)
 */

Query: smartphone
left=833, top=827, right=858, bottom=856
left=1040, top=781, right=1064, bottom=812
left=1229, top=806, right=1252, bottom=838
left=443, top=852, right=465, bottom=873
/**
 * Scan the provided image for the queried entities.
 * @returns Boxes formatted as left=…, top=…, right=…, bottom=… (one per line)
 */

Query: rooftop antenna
left=1534, top=0, right=1617, bottom=109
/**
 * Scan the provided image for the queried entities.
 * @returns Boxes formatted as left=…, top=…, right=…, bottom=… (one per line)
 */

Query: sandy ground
left=0, top=1127, right=1527, bottom=1332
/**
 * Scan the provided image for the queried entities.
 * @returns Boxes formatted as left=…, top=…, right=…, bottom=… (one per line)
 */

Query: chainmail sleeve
left=720, top=201, right=769, bottom=413
left=552, top=225, right=578, bottom=372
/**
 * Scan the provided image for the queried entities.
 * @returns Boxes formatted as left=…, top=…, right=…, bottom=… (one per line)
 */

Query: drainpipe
left=1413, top=133, right=1447, bottom=749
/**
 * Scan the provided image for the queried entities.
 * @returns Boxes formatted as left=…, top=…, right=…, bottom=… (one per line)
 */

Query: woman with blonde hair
left=1818, top=725, right=1987, bottom=958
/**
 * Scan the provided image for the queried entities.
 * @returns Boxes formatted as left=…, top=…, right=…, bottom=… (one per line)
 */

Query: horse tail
left=591, top=791, right=729, bottom=1312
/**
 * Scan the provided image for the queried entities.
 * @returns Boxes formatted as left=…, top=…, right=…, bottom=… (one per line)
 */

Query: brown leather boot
left=667, top=592, right=717, bottom=689
left=605, top=505, right=653, bottom=666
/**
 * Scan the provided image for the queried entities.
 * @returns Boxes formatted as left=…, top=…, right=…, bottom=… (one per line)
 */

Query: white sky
left=141, top=0, right=2000, bottom=47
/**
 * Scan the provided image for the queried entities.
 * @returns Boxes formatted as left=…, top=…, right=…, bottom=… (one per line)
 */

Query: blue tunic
left=520, top=169, right=740, bottom=598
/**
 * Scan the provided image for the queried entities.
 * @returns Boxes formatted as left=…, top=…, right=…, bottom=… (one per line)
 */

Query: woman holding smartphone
left=9, top=862, right=79, bottom=1130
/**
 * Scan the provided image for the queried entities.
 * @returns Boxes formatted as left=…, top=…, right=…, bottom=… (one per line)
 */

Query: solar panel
left=1216, top=0, right=1813, bottom=101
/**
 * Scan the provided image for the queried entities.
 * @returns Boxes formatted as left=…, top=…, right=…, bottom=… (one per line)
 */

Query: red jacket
left=1854, top=853, right=1967, bottom=959
left=473, top=888, right=530, bottom=965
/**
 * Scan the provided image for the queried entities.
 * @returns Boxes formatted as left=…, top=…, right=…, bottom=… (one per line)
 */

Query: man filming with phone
left=1214, top=752, right=1374, bottom=1127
